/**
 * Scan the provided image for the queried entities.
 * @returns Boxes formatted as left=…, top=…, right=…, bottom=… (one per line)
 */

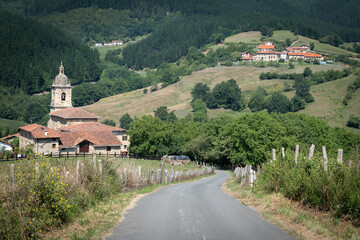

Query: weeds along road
left=106, top=170, right=296, bottom=240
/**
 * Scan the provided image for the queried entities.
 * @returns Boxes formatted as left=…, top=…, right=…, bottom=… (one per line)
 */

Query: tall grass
left=0, top=156, right=212, bottom=239
left=257, top=147, right=360, bottom=224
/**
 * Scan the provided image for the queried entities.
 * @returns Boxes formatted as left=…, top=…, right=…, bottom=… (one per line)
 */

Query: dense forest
left=0, top=11, right=101, bottom=95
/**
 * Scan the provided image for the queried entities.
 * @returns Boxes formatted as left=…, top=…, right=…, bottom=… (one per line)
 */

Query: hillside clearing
left=224, top=31, right=261, bottom=43
left=81, top=64, right=346, bottom=123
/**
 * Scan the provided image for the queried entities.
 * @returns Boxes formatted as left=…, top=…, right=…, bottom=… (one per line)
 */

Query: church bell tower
left=50, top=61, right=73, bottom=112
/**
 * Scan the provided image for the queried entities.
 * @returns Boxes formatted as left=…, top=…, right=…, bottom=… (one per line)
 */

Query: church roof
left=53, top=61, right=71, bottom=86
left=18, top=124, right=61, bottom=139
left=59, top=131, right=122, bottom=148
left=50, top=107, right=100, bottom=119
left=59, top=122, right=124, bottom=132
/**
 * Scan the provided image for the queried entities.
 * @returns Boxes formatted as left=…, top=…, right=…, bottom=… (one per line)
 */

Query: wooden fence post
left=81, top=163, right=85, bottom=184
left=272, top=149, right=276, bottom=162
left=92, top=153, right=97, bottom=169
left=337, top=149, right=343, bottom=164
left=98, top=160, right=103, bottom=175
left=10, top=164, right=15, bottom=190
left=76, top=160, right=80, bottom=185
left=308, top=144, right=315, bottom=160
left=35, top=162, right=39, bottom=174
left=322, top=146, right=328, bottom=171
left=281, top=147, right=285, bottom=159
left=295, top=144, right=299, bottom=165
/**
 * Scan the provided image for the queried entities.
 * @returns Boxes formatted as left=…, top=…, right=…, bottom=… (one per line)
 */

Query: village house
left=257, top=44, right=275, bottom=52
left=111, top=40, right=123, bottom=45
left=0, top=139, right=14, bottom=152
left=240, top=52, right=253, bottom=61
left=251, top=41, right=323, bottom=62
left=18, top=124, right=61, bottom=154
left=1, top=133, right=19, bottom=143
left=94, top=43, right=102, bottom=47
left=18, top=62, right=130, bottom=156
left=253, top=51, right=282, bottom=61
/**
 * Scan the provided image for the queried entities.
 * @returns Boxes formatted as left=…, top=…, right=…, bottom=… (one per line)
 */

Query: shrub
left=257, top=151, right=360, bottom=222
left=0, top=157, right=123, bottom=239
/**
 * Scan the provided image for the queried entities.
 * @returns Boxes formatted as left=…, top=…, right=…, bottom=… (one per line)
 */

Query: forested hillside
left=0, top=11, right=101, bottom=94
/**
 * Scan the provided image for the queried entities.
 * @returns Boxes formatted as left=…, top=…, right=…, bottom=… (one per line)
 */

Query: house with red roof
left=18, top=62, right=130, bottom=155
left=253, top=51, right=282, bottom=61
left=0, top=139, right=15, bottom=152
left=18, top=124, right=61, bottom=154
left=257, top=44, right=275, bottom=52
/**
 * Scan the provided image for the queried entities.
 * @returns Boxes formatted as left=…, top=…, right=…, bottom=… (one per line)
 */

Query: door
left=79, top=141, right=90, bottom=153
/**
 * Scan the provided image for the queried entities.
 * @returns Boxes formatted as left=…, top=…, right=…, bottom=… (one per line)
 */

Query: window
left=61, top=92, right=66, bottom=101
left=123, top=145, right=127, bottom=149
left=52, top=144, right=56, bottom=149
left=107, top=146, right=111, bottom=151
left=122, top=136, right=128, bottom=141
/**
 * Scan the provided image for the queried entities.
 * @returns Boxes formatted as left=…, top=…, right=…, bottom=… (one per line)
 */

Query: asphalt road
left=107, top=170, right=296, bottom=240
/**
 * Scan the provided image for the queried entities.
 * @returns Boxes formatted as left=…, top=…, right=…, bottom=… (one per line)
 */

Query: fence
left=234, top=144, right=345, bottom=187
left=8, top=154, right=214, bottom=191
left=0, top=152, right=163, bottom=162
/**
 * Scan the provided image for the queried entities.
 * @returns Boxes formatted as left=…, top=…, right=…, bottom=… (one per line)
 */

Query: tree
left=166, top=112, right=178, bottom=123
left=267, top=92, right=292, bottom=113
left=248, top=87, right=268, bottom=112
left=191, top=99, right=208, bottom=122
left=119, top=113, right=133, bottom=130
left=210, top=79, right=244, bottom=111
left=128, top=115, right=172, bottom=157
left=154, top=106, right=169, bottom=121
left=303, top=67, right=313, bottom=77
left=310, top=42, right=315, bottom=50
left=291, top=95, right=305, bottom=112
left=191, top=83, right=210, bottom=103
left=101, top=119, right=116, bottom=126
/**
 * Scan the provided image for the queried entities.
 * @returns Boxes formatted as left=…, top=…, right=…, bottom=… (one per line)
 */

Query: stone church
left=18, top=62, right=129, bottom=155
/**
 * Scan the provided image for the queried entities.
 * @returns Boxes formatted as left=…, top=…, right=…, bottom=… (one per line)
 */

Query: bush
left=257, top=152, right=360, bottom=222
left=0, top=157, right=122, bottom=239
left=143, top=88, right=148, bottom=94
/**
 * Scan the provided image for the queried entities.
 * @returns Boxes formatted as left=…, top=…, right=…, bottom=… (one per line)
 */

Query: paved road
left=107, top=170, right=296, bottom=240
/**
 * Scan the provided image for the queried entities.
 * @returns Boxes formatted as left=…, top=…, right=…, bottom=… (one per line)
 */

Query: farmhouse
left=257, top=44, right=275, bottom=52
left=252, top=41, right=323, bottom=62
left=253, top=51, right=282, bottom=61
left=240, top=52, right=253, bottom=61
left=18, top=62, right=130, bottom=155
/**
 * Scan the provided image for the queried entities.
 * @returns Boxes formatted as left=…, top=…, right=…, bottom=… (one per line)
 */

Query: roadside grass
left=43, top=173, right=215, bottom=240
left=81, top=64, right=344, bottom=123
left=223, top=174, right=360, bottom=240
left=224, top=31, right=261, bottom=43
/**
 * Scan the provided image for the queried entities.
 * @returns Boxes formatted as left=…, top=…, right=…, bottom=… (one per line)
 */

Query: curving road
left=106, top=170, right=296, bottom=240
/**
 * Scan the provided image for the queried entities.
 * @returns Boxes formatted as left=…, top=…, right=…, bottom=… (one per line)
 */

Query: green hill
left=81, top=63, right=359, bottom=131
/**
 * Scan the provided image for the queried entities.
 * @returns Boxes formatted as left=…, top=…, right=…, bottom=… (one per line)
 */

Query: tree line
left=127, top=112, right=360, bottom=167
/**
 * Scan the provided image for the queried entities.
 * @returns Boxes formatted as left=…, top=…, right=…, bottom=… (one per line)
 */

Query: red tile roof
left=59, top=122, right=124, bottom=132
left=59, top=131, right=122, bottom=148
left=50, top=107, right=100, bottom=119
left=18, top=124, right=61, bottom=139
left=258, top=44, right=275, bottom=49
left=1, top=133, right=19, bottom=140
left=257, top=50, right=282, bottom=54
left=304, top=53, right=322, bottom=58
left=288, top=52, right=304, bottom=56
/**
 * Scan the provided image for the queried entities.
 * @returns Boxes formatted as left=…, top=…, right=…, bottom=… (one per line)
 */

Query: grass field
left=271, top=30, right=297, bottom=42
left=224, top=31, right=261, bottom=43
left=301, top=76, right=360, bottom=133
left=81, top=64, right=346, bottom=124
left=293, top=36, right=357, bottom=56
left=0, top=118, right=26, bottom=131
